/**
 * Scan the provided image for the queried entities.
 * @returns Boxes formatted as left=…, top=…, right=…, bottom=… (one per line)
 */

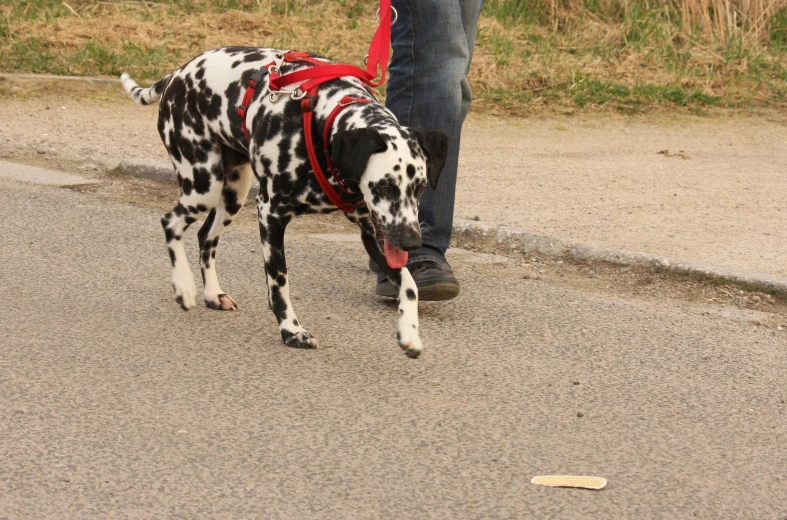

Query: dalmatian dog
left=121, top=47, right=447, bottom=358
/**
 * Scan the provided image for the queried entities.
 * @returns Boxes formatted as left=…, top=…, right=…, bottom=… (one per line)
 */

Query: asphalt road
left=1, top=176, right=785, bottom=519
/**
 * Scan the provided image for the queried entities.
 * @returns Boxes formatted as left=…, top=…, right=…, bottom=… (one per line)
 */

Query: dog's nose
left=398, top=226, right=422, bottom=251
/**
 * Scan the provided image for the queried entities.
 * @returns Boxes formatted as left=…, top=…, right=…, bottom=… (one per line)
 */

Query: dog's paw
left=173, top=282, right=198, bottom=311
left=205, top=293, right=238, bottom=311
left=397, top=329, right=423, bottom=359
left=281, top=330, right=320, bottom=349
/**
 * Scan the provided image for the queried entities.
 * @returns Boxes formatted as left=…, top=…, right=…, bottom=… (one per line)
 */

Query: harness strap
left=237, top=65, right=273, bottom=142
left=269, top=63, right=371, bottom=92
left=301, top=92, right=371, bottom=213
left=323, top=96, right=373, bottom=194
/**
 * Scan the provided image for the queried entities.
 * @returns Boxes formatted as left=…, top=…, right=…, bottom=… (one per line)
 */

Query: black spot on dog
left=223, top=186, right=241, bottom=214
left=406, top=164, right=416, bottom=179
left=193, top=167, right=211, bottom=194
left=198, top=209, right=217, bottom=247
left=205, top=93, right=222, bottom=121
left=277, top=133, right=293, bottom=173
left=243, top=52, right=265, bottom=62
left=181, top=177, right=193, bottom=196
left=163, top=224, right=175, bottom=243
left=406, top=289, right=416, bottom=301
left=177, top=137, right=196, bottom=164
left=270, top=286, right=288, bottom=322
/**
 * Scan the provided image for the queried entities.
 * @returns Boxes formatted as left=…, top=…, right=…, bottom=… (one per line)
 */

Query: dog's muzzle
left=391, top=226, right=422, bottom=251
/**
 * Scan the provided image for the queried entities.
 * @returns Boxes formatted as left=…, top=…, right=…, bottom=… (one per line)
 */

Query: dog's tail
left=120, top=72, right=172, bottom=105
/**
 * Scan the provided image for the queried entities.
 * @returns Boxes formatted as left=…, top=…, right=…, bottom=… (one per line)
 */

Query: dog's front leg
left=361, top=232, right=423, bottom=358
left=257, top=201, right=319, bottom=349
left=395, top=267, right=423, bottom=358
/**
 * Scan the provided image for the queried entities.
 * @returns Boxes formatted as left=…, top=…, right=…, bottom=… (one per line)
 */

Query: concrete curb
left=453, top=219, right=787, bottom=296
left=116, top=159, right=787, bottom=296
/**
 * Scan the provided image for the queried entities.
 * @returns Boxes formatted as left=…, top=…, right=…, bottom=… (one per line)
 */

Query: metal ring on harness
left=290, top=87, right=308, bottom=100
left=376, top=6, right=398, bottom=25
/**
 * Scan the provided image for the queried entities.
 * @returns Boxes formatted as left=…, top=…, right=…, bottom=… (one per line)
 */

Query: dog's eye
left=379, top=185, right=393, bottom=196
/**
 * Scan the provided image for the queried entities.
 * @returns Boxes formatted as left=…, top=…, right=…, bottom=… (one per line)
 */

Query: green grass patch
left=2, top=0, right=787, bottom=114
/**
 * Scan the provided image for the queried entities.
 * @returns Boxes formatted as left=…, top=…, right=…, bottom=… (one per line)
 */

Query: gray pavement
left=1, top=173, right=786, bottom=519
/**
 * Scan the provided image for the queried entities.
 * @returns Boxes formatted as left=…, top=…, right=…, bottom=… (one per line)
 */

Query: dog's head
left=331, top=126, right=448, bottom=265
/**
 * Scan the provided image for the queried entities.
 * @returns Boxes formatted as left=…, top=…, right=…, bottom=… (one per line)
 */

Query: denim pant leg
left=385, top=0, right=484, bottom=265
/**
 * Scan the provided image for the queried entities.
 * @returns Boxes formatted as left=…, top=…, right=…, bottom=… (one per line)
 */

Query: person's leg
left=375, top=0, right=484, bottom=299
left=386, top=0, right=483, bottom=261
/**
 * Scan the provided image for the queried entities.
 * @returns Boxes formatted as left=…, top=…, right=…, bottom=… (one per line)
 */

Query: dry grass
left=2, top=0, right=787, bottom=113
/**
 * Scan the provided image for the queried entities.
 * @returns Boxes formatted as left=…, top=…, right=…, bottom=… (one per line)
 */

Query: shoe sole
left=376, top=281, right=460, bottom=301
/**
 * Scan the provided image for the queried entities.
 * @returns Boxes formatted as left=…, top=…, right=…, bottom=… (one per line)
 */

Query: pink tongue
left=384, top=238, right=408, bottom=269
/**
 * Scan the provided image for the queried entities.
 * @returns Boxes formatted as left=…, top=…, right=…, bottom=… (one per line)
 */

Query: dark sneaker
left=375, top=260, right=460, bottom=301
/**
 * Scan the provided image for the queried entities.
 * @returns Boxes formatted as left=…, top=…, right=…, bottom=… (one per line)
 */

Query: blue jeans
left=385, top=0, right=484, bottom=265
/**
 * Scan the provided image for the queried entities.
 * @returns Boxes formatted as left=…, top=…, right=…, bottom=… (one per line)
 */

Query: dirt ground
left=2, top=76, right=786, bottom=330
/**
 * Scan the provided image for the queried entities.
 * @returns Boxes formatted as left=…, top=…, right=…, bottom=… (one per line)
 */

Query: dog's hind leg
left=162, top=202, right=205, bottom=311
left=199, top=150, right=254, bottom=310
left=256, top=189, right=319, bottom=349
left=161, top=147, right=224, bottom=311
left=359, top=227, right=423, bottom=358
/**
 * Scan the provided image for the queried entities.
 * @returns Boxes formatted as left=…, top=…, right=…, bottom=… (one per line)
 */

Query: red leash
left=268, top=0, right=392, bottom=91
left=237, top=1, right=394, bottom=212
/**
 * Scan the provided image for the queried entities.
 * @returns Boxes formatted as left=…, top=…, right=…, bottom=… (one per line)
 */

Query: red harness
left=237, top=0, right=393, bottom=213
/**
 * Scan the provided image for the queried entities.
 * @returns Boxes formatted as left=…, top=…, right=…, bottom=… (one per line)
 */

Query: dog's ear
left=412, top=128, right=448, bottom=190
left=331, top=128, right=387, bottom=183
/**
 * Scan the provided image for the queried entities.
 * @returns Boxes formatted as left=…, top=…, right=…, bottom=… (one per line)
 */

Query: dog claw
left=205, top=293, right=238, bottom=311
left=282, top=330, right=320, bottom=349
left=404, top=347, right=422, bottom=359
left=172, top=277, right=197, bottom=310
left=175, top=294, right=196, bottom=311
left=398, top=341, right=423, bottom=359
